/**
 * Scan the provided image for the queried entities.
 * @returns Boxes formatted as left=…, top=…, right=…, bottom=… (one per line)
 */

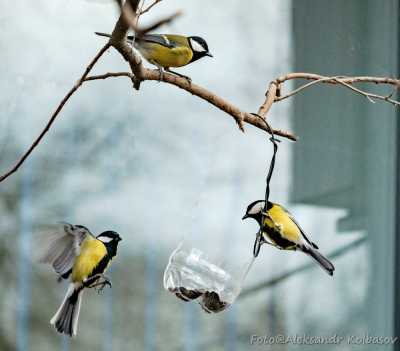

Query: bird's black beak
left=117, top=237, right=122, bottom=242
left=206, top=52, right=213, bottom=57
left=242, top=214, right=249, bottom=220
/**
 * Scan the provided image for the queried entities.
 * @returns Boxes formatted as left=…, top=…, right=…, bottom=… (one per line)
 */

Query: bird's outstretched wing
left=279, top=205, right=319, bottom=249
left=38, top=223, right=93, bottom=277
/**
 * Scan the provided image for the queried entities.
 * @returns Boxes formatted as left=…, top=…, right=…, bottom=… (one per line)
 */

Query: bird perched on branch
left=95, top=32, right=212, bottom=80
left=242, top=200, right=335, bottom=275
left=38, top=223, right=122, bottom=337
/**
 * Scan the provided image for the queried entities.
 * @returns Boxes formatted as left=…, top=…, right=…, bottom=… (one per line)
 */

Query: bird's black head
left=97, top=231, right=122, bottom=257
left=188, top=36, right=213, bottom=63
left=242, top=200, right=271, bottom=224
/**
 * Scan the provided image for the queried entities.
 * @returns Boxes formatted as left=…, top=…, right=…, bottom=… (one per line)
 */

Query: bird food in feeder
left=163, top=243, right=254, bottom=313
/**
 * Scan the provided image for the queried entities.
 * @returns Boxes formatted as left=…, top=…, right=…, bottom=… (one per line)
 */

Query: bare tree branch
left=111, top=0, right=178, bottom=38
left=274, top=73, right=400, bottom=105
left=2, top=2, right=400, bottom=184
left=83, top=70, right=294, bottom=139
left=257, top=81, right=278, bottom=118
left=112, top=0, right=140, bottom=35
left=276, top=72, right=400, bottom=86
left=109, top=1, right=144, bottom=89
left=142, top=69, right=275, bottom=136
left=84, top=72, right=134, bottom=82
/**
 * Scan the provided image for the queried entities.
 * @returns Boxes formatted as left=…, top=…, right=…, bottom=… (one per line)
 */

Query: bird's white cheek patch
left=98, top=237, right=113, bottom=243
left=249, top=202, right=265, bottom=215
left=190, top=39, right=205, bottom=53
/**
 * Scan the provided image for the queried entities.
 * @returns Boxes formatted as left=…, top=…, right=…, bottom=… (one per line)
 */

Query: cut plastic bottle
left=163, top=242, right=255, bottom=313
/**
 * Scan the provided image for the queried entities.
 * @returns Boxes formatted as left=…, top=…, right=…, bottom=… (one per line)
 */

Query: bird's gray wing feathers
left=136, top=34, right=175, bottom=48
left=280, top=205, right=319, bottom=249
left=38, top=223, right=89, bottom=276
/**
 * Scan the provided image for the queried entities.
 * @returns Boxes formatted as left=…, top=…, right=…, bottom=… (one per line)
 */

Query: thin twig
left=276, top=76, right=344, bottom=102
left=136, top=11, right=182, bottom=36
left=84, top=72, right=134, bottom=81
left=275, top=73, right=400, bottom=106
left=139, top=0, right=162, bottom=15
left=84, top=71, right=138, bottom=88
left=112, top=0, right=178, bottom=37
left=331, top=77, right=400, bottom=106
left=3, top=0, right=400, bottom=185
left=276, top=73, right=400, bottom=86
left=257, top=81, right=278, bottom=118
left=0, top=43, right=110, bottom=183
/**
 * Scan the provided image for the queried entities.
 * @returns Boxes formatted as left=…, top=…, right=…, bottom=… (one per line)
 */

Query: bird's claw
left=95, top=278, right=112, bottom=294
left=85, top=274, right=112, bottom=293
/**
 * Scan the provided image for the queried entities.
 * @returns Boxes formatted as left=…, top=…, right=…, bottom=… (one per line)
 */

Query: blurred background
left=0, top=0, right=399, bottom=350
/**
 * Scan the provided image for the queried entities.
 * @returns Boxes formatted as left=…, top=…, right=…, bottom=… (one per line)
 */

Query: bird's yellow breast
left=71, top=237, right=107, bottom=283
left=137, top=38, right=193, bottom=68
left=264, top=205, right=301, bottom=244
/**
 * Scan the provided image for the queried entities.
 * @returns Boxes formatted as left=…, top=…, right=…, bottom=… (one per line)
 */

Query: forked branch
left=1, top=1, right=399, bottom=184
left=280, top=73, right=400, bottom=104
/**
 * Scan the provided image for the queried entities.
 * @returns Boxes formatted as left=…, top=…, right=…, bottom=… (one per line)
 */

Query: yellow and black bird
left=242, top=200, right=335, bottom=276
left=96, top=32, right=212, bottom=80
left=39, top=223, right=122, bottom=337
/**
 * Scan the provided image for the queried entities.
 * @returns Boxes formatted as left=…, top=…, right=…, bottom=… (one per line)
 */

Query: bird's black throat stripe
left=88, top=241, right=118, bottom=279
left=89, top=255, right=112, bottom=279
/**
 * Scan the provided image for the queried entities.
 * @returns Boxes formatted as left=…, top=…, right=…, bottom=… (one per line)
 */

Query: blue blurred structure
left=223, top=168, right=243, bottom=351
left=225, top=308, right=237, bottom=351
left=104, top=269, right=114, bottom=351
left=102, top=121, right=122, bottom=351
left=17, top=161, right=33, bottom=351
left=145, top=244, right=157, bottom=351
left=4, top=1, right=399, bottom=350
left=184, top=304, right=198, bottom=351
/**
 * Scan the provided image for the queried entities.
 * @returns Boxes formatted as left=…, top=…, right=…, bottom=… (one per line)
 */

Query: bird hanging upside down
left=242, top=200, right=335, bottom=276
left=39, top=223, right=122, bottom=337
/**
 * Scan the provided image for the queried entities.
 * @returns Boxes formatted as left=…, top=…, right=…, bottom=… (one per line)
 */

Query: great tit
left=242, top=200, right=335, bottom=276
left=96, top=32, right=212, bottom=80
left=39, top=223, right=122, bottom=337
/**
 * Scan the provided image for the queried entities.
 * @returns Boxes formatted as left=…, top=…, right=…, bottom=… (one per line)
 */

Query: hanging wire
left=250, top=114, right=280, bottom=257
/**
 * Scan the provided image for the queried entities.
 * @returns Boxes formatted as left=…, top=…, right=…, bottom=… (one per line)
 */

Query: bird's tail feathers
left=94, top=32, right=112, bottom=39
left=302, top=245, right=335, bottom=276
left=95, top=31, right=136, bottom=47
left=50, top=283, right=83, bottom=337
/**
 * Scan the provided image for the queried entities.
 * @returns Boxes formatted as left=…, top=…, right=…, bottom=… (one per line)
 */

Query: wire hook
left=250, top=114, right=280, bottom=257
